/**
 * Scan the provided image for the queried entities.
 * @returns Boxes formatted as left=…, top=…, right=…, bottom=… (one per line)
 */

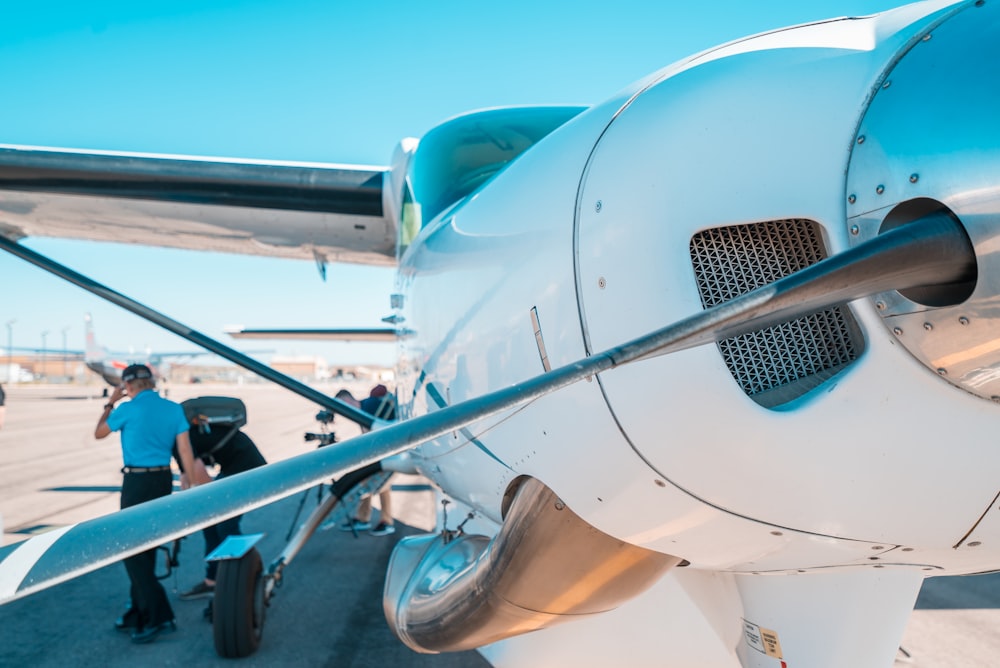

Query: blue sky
left=0, top=0, right=906, bottom=368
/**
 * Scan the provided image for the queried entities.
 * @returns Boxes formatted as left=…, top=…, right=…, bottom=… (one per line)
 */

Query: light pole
left=61, top=325, right=70, bottom=380
left=5, top=319, right=14, bottom=383
left=41, top=330, right=49, bottom=381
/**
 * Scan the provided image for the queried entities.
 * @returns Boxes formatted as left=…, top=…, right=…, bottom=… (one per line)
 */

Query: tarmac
left=0, top=381, right=488, bottom=667
left=1, top=381, right=999, bottom=667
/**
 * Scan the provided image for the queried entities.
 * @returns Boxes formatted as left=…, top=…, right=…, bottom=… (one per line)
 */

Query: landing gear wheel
left=213, top=548, right=266, bottom=658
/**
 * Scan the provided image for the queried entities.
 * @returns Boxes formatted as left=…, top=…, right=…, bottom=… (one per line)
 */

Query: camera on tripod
left=304, top=431, right=336, bottom=446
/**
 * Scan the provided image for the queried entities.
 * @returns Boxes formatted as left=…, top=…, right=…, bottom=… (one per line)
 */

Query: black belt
left=121, top=465, right=171, bottom=474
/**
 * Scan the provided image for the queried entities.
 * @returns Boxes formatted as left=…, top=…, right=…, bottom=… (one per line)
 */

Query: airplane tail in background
left=83, top=313, right=105, bottom=364
left=83, top=313, right=127, bottom=387
left=80, top=313, right=225, bottom=387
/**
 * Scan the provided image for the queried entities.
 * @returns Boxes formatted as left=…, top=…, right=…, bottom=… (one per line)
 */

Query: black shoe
left=114, top=615, right=138, bottom=633
left=178, top=581, right=214, bottom=600
left=130, top=620, right=176, bottom=644
left=338, top=518, right=371, bottom=532
left=370, top=521, right=396, bottom=536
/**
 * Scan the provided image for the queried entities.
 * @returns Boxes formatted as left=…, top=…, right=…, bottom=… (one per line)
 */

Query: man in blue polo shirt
left=95, top=364, right=199, bottom=644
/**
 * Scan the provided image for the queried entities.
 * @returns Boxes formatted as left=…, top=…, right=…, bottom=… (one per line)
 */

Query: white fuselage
left=396, top=0, right=1000, bottom=578
left=385, top=2, right=1000, bottom=665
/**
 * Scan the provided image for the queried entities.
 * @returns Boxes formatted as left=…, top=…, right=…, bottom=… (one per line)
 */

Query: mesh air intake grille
left=689, top=219, right=863, bottom=408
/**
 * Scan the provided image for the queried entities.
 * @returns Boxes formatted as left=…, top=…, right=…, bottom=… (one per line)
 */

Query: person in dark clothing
left=360, top=383, right=396, bottom=421
left=0, top=382, right=6, bottom=430
left=173, top=416, right=267, bottom=601
left=95, top=364, right=199, bottom=644
left=335, top=385, right=397, bottom=535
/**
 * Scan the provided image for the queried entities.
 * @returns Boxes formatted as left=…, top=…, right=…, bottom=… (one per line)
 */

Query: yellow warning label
left=760, top=627, right=783, bottom=659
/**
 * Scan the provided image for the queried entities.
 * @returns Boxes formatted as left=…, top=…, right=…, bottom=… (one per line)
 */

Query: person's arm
left=189, top=457, right=214, bottom=486
left=94, top=384, right=126, bottom=439
left=175, top=430, right=200, bottom=489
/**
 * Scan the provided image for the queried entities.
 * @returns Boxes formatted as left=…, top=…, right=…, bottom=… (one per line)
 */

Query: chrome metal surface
left=266, top=470, right=391, bottom=600
left=847, top=1, right=1000, bottom=402
left=383, top=477, right=679, bottom=653
left=530, top=306, right=551, bottom=372
left=271, top=492, right=338, bottom=582
left=690, top=219, right=863, bottom=408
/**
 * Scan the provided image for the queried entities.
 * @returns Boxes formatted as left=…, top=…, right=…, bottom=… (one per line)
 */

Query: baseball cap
left=122, top=364, right=153, bottom=383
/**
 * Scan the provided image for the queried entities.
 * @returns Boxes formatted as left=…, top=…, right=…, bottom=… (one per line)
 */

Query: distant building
left=270, top=356, right=329, bottom=381
left=2, top=352, right=392, bottom=386
left=1, top=355, right=85, bottom=383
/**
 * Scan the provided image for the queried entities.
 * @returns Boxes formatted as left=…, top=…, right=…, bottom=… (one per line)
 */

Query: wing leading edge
left=0, top=144, right=397, bottom=266
left=225, top=326, right=399, bottom=342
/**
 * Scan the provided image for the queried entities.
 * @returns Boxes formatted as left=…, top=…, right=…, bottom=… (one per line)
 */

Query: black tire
left=213, top=548, right=266, bottom=658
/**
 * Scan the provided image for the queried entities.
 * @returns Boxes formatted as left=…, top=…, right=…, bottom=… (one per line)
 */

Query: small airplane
left=0, top=1, right=998, bottom=666
left=2, top=314, right=228, bottom=386
left=82, top=312, right=173, bottom=387
left=4, top=314, right=265, bottom=387
left=82, top=313, right=275, bottom=389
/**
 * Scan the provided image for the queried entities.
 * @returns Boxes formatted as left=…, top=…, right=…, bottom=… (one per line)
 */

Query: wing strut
left=0, top=211, right=975, bottom=604
left=226, top=326, right=398, bottom=342
left=0, top=236, right=374, bottom=429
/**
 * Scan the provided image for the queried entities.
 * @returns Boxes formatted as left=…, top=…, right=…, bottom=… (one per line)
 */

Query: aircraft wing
left=225, top=326, right=398, bottom=342
left=7, top=346, right=84, bottom=356
left=0, top=144, right=397, bottom=266
left=145, top=349, right=273, bottom=359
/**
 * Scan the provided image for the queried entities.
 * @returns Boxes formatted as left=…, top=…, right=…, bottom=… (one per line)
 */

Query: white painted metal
left=734, top=569, right=923, bottom=668
left=401, top=0, right=996, bottom=563
left=575, top=0, right=997, bottom=554
left=848, top=2, right=1000, bottom=402
left=3, top=1, right=997, bottom=666
left=391, top=1, right=1000, bottom=666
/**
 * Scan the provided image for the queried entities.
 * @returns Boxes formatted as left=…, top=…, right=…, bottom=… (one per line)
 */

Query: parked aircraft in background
left=0, top=2, right=998, bottom=667
left=83, top=313, right=273, bottom=388
left=82, top=313, right=206, bottom=387
left=2, top=314, right=226, bottom=386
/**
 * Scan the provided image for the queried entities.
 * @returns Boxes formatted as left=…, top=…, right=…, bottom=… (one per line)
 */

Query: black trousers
left=120, top=470, right=174, bottom=629
left=201, top=468, right=252, bottom=581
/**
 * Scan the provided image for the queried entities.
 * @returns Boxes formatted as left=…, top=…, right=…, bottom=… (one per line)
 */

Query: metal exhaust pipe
left=384, top=477, right=681, bottom=653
